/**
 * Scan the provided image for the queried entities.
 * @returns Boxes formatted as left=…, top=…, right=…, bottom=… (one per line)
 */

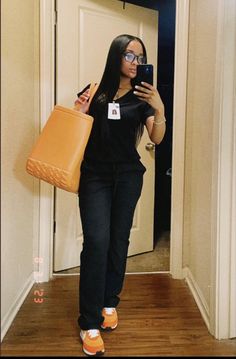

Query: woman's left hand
left=133, top=82, right=165, bottom=117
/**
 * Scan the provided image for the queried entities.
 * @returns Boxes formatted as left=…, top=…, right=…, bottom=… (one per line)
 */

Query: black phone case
left=134, top=64, right=153, bottom=86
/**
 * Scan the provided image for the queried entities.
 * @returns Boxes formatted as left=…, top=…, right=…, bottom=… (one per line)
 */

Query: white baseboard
left=1, top=272, right=35, bottom=342
left=183, top=266, right=210, bottom=331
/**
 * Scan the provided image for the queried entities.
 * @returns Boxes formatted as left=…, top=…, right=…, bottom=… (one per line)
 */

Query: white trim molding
left=183, top=267, right=210, bottom=331
left=231, top=61, right=236, bottom=339
left=170, top=0, right=189, bottom=279
left=1, top=273, right=35, bottom=341
left=210, top=0, right=236, bottom=339
left=38, top=0, right=55, bottom=282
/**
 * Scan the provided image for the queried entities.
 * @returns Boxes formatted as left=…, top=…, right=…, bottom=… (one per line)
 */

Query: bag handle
left=74, top=82, right=98, bottom=111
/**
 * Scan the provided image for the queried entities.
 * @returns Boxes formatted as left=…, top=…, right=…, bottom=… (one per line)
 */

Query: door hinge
left=53, top=220, right=56, bottom=233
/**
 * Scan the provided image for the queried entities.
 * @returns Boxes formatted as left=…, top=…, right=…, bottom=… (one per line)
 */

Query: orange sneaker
left=101, top=307, right=118, bottom=331
left=80, top=329, right=105, bottom=356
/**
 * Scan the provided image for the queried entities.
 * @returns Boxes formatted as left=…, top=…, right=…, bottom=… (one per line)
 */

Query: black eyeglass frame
left=123, top=52, right=146, bottom=65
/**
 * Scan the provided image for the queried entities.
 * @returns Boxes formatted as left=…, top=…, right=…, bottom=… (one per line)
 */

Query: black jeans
left=78, top=160, right=145, bottom=330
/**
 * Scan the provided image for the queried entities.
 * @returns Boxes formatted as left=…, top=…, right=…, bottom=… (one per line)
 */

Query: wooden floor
left=1, top=274, right=236, bottom=357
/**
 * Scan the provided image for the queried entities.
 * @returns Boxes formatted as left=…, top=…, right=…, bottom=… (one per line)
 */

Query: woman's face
left=120, top=40, right=144, bottom=80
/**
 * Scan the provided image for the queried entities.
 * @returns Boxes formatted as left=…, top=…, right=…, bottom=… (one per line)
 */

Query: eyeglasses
left=123, top=52, right=146, bottom=65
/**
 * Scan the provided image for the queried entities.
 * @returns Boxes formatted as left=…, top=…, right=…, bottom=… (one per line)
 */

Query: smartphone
left=135, top=64, right=153, bottom=86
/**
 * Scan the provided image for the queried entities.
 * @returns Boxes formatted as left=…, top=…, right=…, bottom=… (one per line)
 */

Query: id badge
left=108, top=102, right=121, bottom=120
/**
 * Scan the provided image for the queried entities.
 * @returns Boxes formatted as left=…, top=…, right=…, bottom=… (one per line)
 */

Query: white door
left=54, top=0, right=158, bottom=271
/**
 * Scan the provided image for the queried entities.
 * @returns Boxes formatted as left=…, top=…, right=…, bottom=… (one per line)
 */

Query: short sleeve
left=141, top=103, right=155, bottom=124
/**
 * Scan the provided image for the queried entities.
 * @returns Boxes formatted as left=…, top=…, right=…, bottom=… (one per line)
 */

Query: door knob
left=145, top=142, right=155, bottom=152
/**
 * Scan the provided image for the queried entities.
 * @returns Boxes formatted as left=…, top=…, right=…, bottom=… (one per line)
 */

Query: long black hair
left=89, top=34, right=147, bottom=144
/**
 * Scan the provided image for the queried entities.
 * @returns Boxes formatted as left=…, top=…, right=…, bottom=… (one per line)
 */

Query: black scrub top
left=77, top=87, right=155, bottom=168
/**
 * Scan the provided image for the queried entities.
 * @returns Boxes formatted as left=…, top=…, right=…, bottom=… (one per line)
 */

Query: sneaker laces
left=87, top=329, right=100, bottom=338
left=104, top=307, right=115, bottom=315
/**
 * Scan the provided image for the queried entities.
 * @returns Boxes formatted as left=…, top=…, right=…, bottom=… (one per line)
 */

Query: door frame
left=38, top=0, right=236, bottom=339
left=38, top=0, right=189, bottom=282
left=209, top=0, right=236, bottom=339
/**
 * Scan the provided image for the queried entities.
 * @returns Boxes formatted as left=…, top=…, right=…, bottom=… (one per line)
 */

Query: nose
left=132, top=58, right=139, bottom=65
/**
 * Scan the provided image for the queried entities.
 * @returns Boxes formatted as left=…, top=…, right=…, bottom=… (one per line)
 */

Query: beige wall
left=1, top=0, right=40, bottom=336
left=183, top=0, right=219, bottom=306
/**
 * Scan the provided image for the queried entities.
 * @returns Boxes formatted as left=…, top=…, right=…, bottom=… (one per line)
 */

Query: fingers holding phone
left=133, top=81, right=164, bottom=116
left=133, top=81, right=155, bottom=103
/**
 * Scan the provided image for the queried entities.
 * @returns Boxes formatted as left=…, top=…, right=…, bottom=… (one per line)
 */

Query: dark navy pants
left=78, top=160, right=145, bottom=330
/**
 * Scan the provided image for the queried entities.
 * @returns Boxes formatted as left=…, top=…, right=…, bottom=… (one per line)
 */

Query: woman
left=75, top=34, right=166, bottom=356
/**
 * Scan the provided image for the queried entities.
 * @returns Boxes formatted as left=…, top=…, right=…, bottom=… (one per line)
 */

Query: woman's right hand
left=74, top=89, right=90, bottom=113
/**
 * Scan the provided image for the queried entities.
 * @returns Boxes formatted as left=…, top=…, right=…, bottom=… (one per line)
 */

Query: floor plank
left=1, top=274, right=236, bottom=357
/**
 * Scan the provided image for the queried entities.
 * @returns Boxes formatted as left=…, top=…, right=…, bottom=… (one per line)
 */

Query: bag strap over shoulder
left=87, top=82, right=99, bottom=106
